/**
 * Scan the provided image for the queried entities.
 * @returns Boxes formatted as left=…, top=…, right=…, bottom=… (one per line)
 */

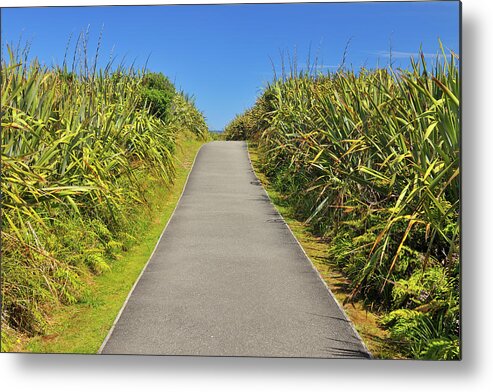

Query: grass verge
left=248, top=143, right=401, bottom=359
left=19, top=135, right=206, bottom=354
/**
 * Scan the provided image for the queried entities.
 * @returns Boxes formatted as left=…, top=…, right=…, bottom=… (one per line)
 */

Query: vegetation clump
left=1, top=44, right=209, bottom=349
left=140, top=72, right=176, bottom=121
left=226, top=47, right=460, bottom=360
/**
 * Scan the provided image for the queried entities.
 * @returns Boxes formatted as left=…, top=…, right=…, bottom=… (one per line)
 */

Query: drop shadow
left=460, top=9, right=480, bottom=370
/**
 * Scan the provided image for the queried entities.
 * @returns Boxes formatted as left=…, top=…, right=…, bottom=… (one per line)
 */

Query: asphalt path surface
left=101, top=141, right=370, bottom=358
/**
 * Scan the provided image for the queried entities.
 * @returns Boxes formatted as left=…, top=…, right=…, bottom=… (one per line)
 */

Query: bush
left=140, top=72, right=176, bottom=121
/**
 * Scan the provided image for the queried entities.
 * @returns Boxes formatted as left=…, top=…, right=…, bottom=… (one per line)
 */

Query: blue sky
left=1, top=1, right=460, bottom=130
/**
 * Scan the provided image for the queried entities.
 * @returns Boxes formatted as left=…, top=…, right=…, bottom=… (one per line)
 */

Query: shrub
left=140, top=72, right=176, bottom=121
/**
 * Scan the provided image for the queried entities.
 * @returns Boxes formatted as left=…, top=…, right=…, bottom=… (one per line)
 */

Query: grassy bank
left=227, top=48, right=460, bottom=360
left=19, top=136, right=205, bottom=353
left=1, top=42, right=209, bottom=351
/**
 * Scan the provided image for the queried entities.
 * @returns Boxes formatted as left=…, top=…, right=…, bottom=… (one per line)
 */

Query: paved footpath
left=101, top=141, right=370, bottom=358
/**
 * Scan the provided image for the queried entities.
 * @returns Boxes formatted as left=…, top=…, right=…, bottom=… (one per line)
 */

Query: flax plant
left=1, top=42, right=207, bottom=347
left=226, top=46, right=460, bottom=359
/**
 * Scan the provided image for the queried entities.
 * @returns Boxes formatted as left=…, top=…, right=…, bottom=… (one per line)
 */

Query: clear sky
left=1, top=1, right=460, bottom=130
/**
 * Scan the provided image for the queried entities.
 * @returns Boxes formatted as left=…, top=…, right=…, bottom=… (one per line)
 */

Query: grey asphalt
left=100, top=141, right=370, bottom=358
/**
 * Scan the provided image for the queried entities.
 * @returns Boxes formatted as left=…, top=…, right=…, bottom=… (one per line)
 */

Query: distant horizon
left=1, top=1, right=460, bottom=130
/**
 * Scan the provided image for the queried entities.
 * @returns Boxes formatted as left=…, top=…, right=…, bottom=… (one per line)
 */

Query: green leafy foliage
left=167, top=93, right=209, bottom=140
left=140, top=72, right=176, bottom=121
left=224, top=92, right=273, bottom=141
left=228, top=46, right=460, bottom=359
left=1, top=44, right=208, bottom=348
left=381, top=309, right=459, bottom=359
